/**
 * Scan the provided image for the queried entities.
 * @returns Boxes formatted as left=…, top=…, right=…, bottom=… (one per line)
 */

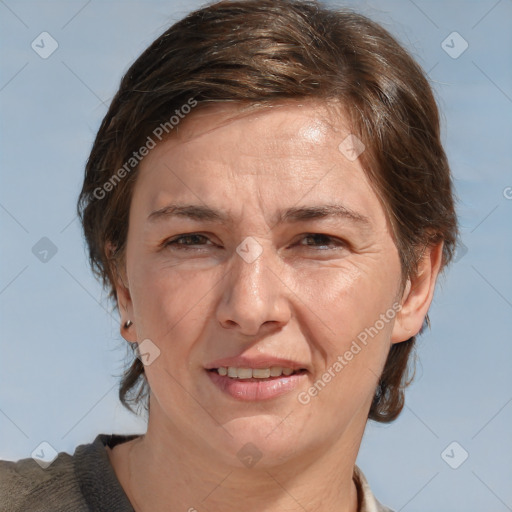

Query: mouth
left=206, top=366, right=309, bottom=401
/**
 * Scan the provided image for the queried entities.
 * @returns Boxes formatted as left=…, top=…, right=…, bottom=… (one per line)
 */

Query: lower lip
left=206, top=370, right=307, bottom=401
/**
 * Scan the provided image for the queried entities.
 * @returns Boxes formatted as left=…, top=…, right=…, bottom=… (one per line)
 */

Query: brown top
left=0, top=433, right=394, bottom=511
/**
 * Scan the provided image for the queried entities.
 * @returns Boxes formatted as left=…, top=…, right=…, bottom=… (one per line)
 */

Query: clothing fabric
left=0, top=433, right=395, bottom=511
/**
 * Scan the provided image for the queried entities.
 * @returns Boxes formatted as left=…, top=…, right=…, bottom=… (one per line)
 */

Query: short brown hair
left=77, top=0, right=459, bottom=422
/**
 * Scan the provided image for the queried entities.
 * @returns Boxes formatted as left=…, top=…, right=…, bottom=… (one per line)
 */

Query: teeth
left=252, top=368, right=270, bottom=378
left=237, top=368, right=252, bottom=379
left=215, top=366, right=300, bottom=379
left=270, top=366, right=282, bottom=377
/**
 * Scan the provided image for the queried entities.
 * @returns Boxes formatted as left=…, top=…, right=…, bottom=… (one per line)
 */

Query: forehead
left=169, top=100, right=347, bottom=158
left=132, top=100, right=387, bottom=231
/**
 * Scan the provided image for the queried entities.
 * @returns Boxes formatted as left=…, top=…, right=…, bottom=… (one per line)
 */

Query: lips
left=204, top=355, right=310, bottom=400
left=206, top=367, right=307, bottom=401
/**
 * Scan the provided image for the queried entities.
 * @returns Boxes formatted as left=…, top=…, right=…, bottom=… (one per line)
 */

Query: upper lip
left=205, top=356, right=309, bottom=372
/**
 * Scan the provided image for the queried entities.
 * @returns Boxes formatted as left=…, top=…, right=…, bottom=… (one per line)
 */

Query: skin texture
left=107, top=100, right=443, bottom=512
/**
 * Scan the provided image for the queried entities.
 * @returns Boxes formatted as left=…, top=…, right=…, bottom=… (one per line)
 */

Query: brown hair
left=77, top=0, right=458, bottom=422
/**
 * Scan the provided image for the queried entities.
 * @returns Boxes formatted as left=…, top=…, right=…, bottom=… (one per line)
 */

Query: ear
left=391, top=241, right=444, bottom=344
left=107, top=242, right=137, bottom=343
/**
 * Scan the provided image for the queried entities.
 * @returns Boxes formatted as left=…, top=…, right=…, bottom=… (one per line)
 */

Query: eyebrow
left=147, top=203, right=372, bottom=229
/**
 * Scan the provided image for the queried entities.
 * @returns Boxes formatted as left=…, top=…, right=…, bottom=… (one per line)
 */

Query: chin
left=213, top=415, right=305, bottom=467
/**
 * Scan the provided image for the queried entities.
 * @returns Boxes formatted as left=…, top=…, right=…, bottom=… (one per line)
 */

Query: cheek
left=293, top=257, right=399, bottom=345
left=308, top=264, right=399, bottom=402
left=130, top=259, right=213, bottom=343
left=129, top=264, right=213, bottom=396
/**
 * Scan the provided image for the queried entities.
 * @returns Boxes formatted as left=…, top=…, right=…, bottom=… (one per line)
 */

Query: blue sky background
left=1, top=1, right=511, bottom=511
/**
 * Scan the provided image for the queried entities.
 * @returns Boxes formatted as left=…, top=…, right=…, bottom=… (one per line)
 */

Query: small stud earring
left=124, top=320, right=133, bottom=329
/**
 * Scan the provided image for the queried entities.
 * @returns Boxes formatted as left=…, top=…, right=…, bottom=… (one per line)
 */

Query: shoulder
left=0, top=450, right=87, bottom=512
left=353, top=464, right=396, bottom=512
left=0, top=433, right=140, bottom=512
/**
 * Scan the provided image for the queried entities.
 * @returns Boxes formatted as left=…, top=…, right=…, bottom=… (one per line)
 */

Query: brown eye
left=165, top=233, right=212, bottom=249
left=298, top=234, right=346, bottom=250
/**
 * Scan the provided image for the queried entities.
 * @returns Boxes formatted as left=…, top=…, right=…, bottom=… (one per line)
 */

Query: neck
left=111, top=400, right=367, bottom=512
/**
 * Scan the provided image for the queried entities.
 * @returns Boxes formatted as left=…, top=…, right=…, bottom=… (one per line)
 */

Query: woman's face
left=117, top=101, right=418, bottom=467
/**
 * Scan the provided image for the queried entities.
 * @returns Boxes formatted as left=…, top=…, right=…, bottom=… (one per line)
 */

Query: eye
left=165, top=233, right=214, bottom=250
left=297, top=233, right=346, bottom=250
left=163, top=232, right=346, bottom=252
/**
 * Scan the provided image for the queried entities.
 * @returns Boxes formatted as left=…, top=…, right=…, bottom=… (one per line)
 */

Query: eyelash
left=164, top=233, right=346, bottom=251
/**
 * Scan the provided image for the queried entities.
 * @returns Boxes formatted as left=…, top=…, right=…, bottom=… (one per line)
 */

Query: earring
left=124, top=320, right=133, bottom=329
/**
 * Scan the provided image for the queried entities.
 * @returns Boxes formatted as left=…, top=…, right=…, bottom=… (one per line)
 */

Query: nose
left=216, top=239, right=292, bottom=336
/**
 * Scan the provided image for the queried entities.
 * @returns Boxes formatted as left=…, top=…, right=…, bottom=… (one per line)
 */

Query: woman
left=0, top=0, right=458, bottom=511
